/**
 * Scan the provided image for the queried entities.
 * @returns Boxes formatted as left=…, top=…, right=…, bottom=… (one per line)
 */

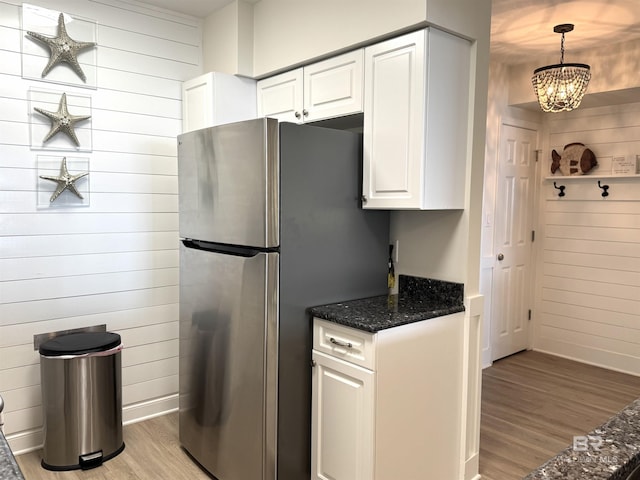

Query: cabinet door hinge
left=528, top=309, right=532, bottom=321
left=535, top=149, right=542, bottom=162
left=531, top=230, right=535, bottom=242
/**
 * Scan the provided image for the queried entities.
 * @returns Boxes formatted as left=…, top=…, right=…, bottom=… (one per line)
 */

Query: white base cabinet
left=257, top=49, right=363, bottom=123
left=362, top=28, right=471, bottom=210
left=311, top=351, right=374, bottom=480
left=311, top=313, right=465, bottom=480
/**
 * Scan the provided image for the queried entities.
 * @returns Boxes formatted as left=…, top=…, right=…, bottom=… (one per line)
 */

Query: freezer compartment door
left=179, top=242, right=278, bottom=480
left=178, top=117, right=279, bottom=248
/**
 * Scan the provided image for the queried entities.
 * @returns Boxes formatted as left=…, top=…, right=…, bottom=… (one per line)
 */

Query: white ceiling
left=490, top=0, right=640, bottom=64
left=137, top=0, right=640, bottom=66
left=140, top=0, right=231, bottom=18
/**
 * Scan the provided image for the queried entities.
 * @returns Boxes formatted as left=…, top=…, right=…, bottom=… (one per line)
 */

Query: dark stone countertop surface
left=0, top=431, right=24, bottom=480
left=309, top=275, right=465, bottom=333
left=524, top=397, right=640, bottom=480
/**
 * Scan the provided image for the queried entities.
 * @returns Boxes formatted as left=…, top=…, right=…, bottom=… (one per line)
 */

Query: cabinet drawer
left=313, top=318, right=375, bottom=369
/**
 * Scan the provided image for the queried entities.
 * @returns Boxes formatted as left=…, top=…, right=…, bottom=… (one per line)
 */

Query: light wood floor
left=15, top=350, right=640, bottom=480
left=16, top=413, right=212, bottom=480
left=479, top=350, right=640, bottom=480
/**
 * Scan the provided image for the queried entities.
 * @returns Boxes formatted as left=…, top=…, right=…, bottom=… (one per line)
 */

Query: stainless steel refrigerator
left=178, top=117, right=389, bottom=480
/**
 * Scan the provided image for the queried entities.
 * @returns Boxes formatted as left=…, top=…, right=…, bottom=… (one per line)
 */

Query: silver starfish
left=34, top=93, right=91, bottom=146
left=40, top=157, right=89, bottom=202
left=26, top=12, right=96, bottom=82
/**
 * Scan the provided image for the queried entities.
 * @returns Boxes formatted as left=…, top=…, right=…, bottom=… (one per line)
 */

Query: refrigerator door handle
left=182, top=239, right=265, bottom=257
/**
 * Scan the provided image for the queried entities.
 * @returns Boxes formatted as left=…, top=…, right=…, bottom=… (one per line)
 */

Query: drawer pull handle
left=329, top=337, right=353, bottom=348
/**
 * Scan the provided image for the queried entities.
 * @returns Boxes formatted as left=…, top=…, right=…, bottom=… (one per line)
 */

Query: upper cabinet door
left=363, top=28, right=471, bottom=210
left=257, top=68, right=304, bottom=123
left=303, top=50, right=364, bottom=122
left=362, top=30, right=426, bottom=209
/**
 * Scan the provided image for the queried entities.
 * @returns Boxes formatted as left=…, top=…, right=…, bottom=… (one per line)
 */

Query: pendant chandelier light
left=531, top=24, right=591, bottom=113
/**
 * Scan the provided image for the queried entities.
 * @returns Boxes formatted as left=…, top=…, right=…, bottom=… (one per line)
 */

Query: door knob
left=497, top=253, right=504, bottom=261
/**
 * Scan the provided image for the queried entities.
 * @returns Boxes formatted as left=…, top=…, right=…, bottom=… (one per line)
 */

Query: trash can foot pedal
left=80, top=450, right=103, bottom=470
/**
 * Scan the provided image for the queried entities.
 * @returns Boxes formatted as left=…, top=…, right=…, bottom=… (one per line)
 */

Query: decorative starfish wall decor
left=26, top=12, right=96, bottom=82
left=40, top=157, right=89, bottom=202
left=34, top=92, right=91, bottom=146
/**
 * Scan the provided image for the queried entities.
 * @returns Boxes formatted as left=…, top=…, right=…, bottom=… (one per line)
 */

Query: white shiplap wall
left=0, top=0, right=201, bottom=453
left=534, top=102, right=640, bottom=375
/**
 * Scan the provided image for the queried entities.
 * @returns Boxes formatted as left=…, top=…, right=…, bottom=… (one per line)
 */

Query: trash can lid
left=39, top=332, right=121, bottom=356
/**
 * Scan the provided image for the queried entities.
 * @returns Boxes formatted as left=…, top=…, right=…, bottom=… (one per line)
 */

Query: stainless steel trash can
left=39, top=332, right=125, bottom=471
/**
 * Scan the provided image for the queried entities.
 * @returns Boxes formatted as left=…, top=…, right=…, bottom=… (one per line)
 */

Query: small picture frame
left=21, top=3, right=98, bottom=89
left=611, top=156, right=636, bottom=175
left=29, top=88, right=93, bottom=152
left=37, top=155, right=90, bottom=208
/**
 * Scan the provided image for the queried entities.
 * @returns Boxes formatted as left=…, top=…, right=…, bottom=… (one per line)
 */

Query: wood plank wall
left=0, top=0, right=201, bottom=453
left=535, top=102, right=640, bottom=375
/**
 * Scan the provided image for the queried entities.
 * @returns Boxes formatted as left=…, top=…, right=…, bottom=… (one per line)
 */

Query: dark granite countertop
left=0, top=431, right=24, bottom=480
left=309, top=275, right=465, bottom=332
left=524, top=398, right=640, bottom=480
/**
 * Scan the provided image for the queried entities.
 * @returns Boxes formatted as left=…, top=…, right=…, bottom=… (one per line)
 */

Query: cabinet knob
left=310, top=359, right=316, bottom=368
left=497, top=253, right=504, bottom=261
left=294, top=111, right=301, bottom=119
left=303, top=109, right=309, bottom=117
left=361, top=195, right=368, bottom=204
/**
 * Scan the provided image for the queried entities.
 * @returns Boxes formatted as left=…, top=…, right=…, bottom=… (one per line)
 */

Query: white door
left=311, top=350, right=374, bottom=480
left=491, top=124, right=537, bottom=361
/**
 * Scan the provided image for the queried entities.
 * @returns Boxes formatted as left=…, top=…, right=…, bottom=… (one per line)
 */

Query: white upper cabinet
left=303, top=51, right=364, bottom=122
left=182, top=72, right=257, bottom=133
left=257, top=49, right=363, bottom=123
left=362, top=28, right=471, bottom=210
left=256, top=68, right=304, bottom=123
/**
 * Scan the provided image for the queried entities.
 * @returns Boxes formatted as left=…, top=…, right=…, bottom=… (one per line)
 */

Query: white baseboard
left=464, top=453, right=480, bottom=480
left=482, top=346, right=492, bottom=369
left=123, top=394, right=178, bottom=425
left=533, top=340, right=640, bottom=377
left=9, top=395, right=179, bottom=456
left=6, top=428, right=43, bottom=456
